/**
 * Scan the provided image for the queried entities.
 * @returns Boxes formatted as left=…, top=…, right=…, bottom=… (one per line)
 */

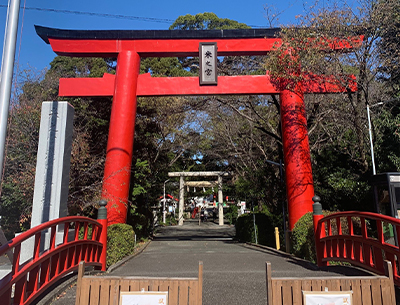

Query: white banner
left=120, top=291, right=168, bottom=305
left=303, top=291, right=352, bottom=305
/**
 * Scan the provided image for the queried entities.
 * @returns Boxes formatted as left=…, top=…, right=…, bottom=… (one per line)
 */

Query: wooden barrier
left=266, top=261, right=395, bottom=305
left=75, top=261, right=203, bottom=305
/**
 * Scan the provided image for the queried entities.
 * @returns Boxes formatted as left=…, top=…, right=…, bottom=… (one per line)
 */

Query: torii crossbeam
left=36, top=26, right=362, bottom=229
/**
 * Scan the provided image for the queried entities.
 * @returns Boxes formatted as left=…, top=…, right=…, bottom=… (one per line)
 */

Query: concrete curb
left=245, top=242, right=320, bottom=270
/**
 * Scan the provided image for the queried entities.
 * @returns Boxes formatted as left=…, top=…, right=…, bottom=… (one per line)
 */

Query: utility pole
left=0, top=0, right=20, bottom=185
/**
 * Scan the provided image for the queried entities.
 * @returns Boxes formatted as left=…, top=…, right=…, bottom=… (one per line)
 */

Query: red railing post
left=97, top=200, right=108, bottom=271
left=313, top=195, right=327, bottom=266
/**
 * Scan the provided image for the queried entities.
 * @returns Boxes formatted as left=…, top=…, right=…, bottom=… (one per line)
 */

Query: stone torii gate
left=35, top=25, right=362, bottom=230
left=168, top=171, right=229, bottom=225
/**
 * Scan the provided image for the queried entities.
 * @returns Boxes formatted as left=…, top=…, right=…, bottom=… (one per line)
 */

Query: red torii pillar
left=101, top=51, right=140, bottom=224
left=35, top=26, right=362, bottom=228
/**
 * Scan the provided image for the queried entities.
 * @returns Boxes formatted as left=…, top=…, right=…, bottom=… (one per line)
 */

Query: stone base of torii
left=168, top=171, right=230, bottom=225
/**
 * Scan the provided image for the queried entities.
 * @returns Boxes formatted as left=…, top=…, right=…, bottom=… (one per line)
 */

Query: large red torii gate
left=36, top=26, right=362, bottom=230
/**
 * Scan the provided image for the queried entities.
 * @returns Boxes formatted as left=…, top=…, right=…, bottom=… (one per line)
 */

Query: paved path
left=48, top=219, right=373, bottom=305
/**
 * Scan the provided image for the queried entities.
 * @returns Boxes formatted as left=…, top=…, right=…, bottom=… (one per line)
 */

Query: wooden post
left=75, top=261, right=85, bottom=305
left=265, top=262, right=272, bottom=305
left=198, top=261, right=203, bottom=305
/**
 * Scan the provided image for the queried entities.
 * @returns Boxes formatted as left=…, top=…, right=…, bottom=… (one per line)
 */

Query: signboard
left=303, top=291, right=352, bottom=305
left=120, top=291, right=168, bottom=305
left=199, top=42, right=218, bottom=85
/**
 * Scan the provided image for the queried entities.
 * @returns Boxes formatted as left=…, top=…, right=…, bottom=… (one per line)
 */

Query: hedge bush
left=106, top=223, right=135, bottom=268
left=291, top=212, right=316, bottom=262
left=235, top=212, right=280, bottom=247
left=225, top=205, right=239, bottom=225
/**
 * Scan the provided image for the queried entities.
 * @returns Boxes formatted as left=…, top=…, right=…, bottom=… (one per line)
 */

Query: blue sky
left=0, top=0, right=312, bottom=73
left=0, top=0, right=360, bottom=73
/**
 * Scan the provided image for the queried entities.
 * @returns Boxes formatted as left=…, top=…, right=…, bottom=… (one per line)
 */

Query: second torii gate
left=168, top=171, right=229, bottom=225
left=36, top=26, right=362, bottom=230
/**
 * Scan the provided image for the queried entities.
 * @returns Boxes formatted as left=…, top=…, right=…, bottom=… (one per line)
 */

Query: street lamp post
left=163, top=179, right=170, bottom=223
left=367, top=104, right=378, bottom=175
left=367, top=99, right=400, bottom=175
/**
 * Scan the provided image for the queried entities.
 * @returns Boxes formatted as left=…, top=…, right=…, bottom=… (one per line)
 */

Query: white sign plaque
left=303, top=291, right=352, bottom=305
left=199, top=42, right=218, bottom=85
left=120, top=291, right=168, bottom=305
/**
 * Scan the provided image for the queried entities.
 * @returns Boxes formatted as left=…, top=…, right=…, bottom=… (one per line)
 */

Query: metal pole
left=163, top=179, right=169, bottom=224
left=252, top=201, right=258, bottom=244
left=367, top=105, right=377, bottom=175
left=279, top=159, right=286, bottom=246
left=0, top=0, right=20, bottom=184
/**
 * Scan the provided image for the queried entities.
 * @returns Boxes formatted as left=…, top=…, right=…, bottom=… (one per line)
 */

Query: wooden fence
left=266, top=260, right=395, bottom=305
left=75, top=261, right=203, bottom=305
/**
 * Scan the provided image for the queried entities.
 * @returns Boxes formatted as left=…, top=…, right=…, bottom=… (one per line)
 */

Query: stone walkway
left=47, top=219, right=376, bottom=305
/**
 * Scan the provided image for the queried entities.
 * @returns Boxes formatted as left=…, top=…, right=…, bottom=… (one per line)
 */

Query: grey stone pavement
left=46, top=219, right=376, bottom=305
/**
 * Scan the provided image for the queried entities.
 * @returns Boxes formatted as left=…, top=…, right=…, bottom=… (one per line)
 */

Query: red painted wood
left=47, top=36, right=363, bottom=58
left=48, top=37, right=281, bottom=57
left=98, top=218, right=108, bottom=271
left=315, top=211, right=400, bottom=287
left=313, top=214, right=324, bottom=235
left=0, top=216, right=106, bottom=305
left=59, top=73, right=357, bottom=97
left=280, top=85, right=314, bottom=230
left=102, top=51, right=140, bottom=225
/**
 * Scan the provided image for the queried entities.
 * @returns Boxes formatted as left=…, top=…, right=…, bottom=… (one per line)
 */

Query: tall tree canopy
left=2, top=5, right=400, bottom=238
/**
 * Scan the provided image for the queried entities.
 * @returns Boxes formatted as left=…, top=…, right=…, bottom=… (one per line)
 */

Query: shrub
left=235, top=212, right=280, bottom=247
left=291, top=212, right=316, bottom=262
left=106, top=223, right=135, bottom=268
left=225, top=205, right=239, bottom=225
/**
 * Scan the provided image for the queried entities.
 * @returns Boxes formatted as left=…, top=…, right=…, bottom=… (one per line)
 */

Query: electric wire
left=0, top=5, right=175, bottom=24
left=0, top=5, right=266, bottom=28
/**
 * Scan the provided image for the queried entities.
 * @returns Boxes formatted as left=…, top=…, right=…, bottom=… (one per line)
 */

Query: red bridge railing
left=315, top=211, right=400, bottom=286
left=0, top=201, right=107, bottom=305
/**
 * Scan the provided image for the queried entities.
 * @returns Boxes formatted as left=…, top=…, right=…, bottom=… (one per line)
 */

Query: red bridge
left=0, top=202, right=107, bottom=305
left=315, top=211, right=400, bottom=286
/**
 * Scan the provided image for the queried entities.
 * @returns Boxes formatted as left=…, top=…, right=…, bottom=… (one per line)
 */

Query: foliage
left=170, top=12, right=250, bottom=30
left=106, top=223, right=135, bottom=268
left=291, top=212, right=316, bottom=262
left=159, top=213, right=177, bottom=226
left=235, top=212, right=281, bottom=247
left=373, top=106, right=400, bottom=172
left=225, top=204, right=239, bottom=225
